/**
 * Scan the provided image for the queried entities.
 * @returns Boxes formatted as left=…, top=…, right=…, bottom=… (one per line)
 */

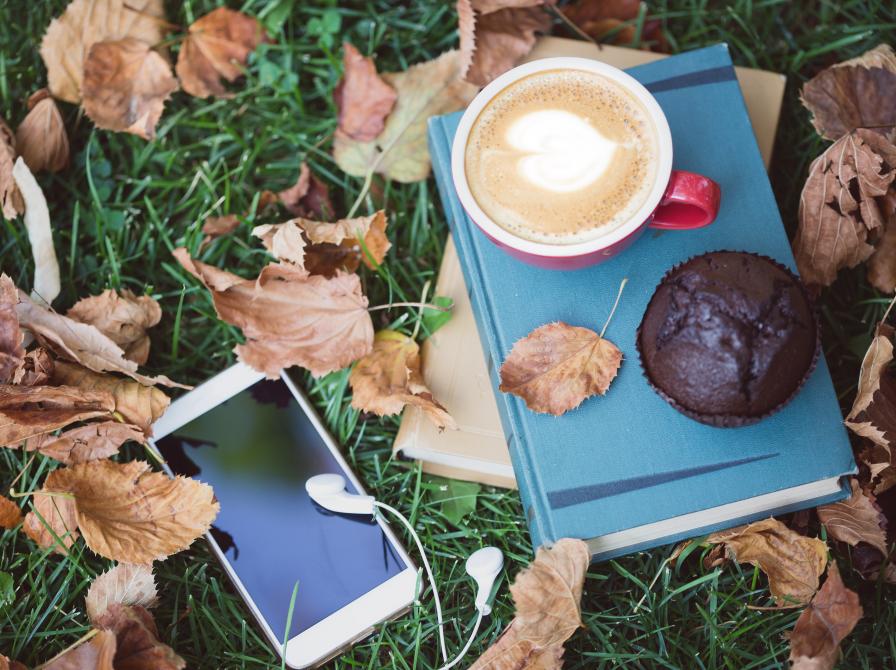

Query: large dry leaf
left=68, top=289, right=162, bottom=366
left=23, top=488, right=80, bottom=553
left=801, top=44, right=896, bottom=141
left=0, top=117, right=23, bottom=221
left=334, top=42, right=397, bottom=142
left=707, top=517, right=828, bottom=605
left=333, top=50, right=478, bottom=183
left=817, top=478, right=887, bottom=555
left=174, top=248, right=373, bottom=378
left=40, top=0, right=167, bottom=104
left=350, top=330, right=456, bottom=430
left=87, top=563, right=158, bottom=624
left=16, top=290, right=184, bottom=388
left=469, top=538, right=590, bottom=669
left=0, top=275, right=24, bottom=384
left=499, top=322, right=622, bottom=416
left=175, top=7, right=265, bottom=99
left=789, top=562, right=862, bottom=670
left=27, top=421, right=145, bottom=465
left=0, top=495, right=22, bottom=529
left=97, top=604, right=186, bottom=670
left=13, top=157, right=61, bottom=307
left=16, top=89, right=69, bottom=173
left=458, top=0, right=552, bottom=87
left=0, top=383, right=114, bottom=448
left=12, top=347, right=54, bottom=386
left=793, top=129, right=896, bottom=286
left=44, top=459, right=219, bottom=563
left=82, top=38, right=178, bottom=140
left=42, top=629, right=117, bottom=670
left=52, top=361, right=169, bottom=435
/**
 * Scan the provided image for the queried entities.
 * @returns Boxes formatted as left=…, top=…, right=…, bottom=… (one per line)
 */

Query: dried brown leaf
left=175, top=7, right=266, bottom=99
left=0, top=275, right=24, bottom=384
left=350, top=330, right=456, bottom=430
left=499, top=322, right=622, bottom=416
left=42, top=629, right=117, bottom=670
left=173, top=248, right=373, bottom=378
left=334, top=42, right=397, bottom=142
left=0, top=495, right=22, bottom=529
left=200, top=214, right=240, bottom=248
left=68, top=289, right=162, bottom=366
left=560, top=0, right=668, bottom=52
left=252, top=221, right=308, bottom=268
left=44, top=459, right=219, bottom=563
left=707, top=517, right=828, bottom=605
left=789, top=562, right=862, bottom=670
left=13, top=158, right=61, bottom=307
left=300, top=210, right=391, bottom=269
left=23, top=488, right=79, bottom=553
left=868, top=211, right=896, bottom=292
left=12, top=347, right=54, bottom=386
left=817, top=478, right=888, bottom=556
left=97, top=604, right=185, bottom=670
left=27, top=421, right=145, bottom=465
left=16, top=89, right=69, bottom=173
left=40, top=0, right=167, bottom=104
left=0, top=655, right=26, bottom=670
left=0, top=117, right=23, bottom=220
left=82, top=38, right=178, bottom=140
left=259, top=162, right=334, bottom=220
left=87, top=563, right=158, bottom=624
left=469, top=538, right=590, bottom=670
left=800, top=44, right=896, bottom=141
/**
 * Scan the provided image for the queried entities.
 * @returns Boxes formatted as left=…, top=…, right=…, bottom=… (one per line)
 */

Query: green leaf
left=429, top=477, right=480, bottom=526
left=422, top=296, right=454, bottom=336
left=259, top=0, right=295, bottom=34
left=0, top=571, right=13, bottom=608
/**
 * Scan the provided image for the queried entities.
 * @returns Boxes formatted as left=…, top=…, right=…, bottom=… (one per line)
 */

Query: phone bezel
left=151, top=363, right=417, bottom=668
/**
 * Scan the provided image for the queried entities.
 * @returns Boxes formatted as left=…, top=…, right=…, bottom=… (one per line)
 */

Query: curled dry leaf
left=499, top=321, right=622, bottom=416
left=42, top=629, right=117, bottom=670
left=13, top=157, right=61, bottom=307
left=27, top=421, right=145, bottom=465
left=200, top=214, right=240, bottom=248
left=15, top=89, right=70, bottom=173
left=333, top=50, right=478, bottom=183
left=0, top=275, right=24, bottom=384
left=97, top=604, right=186, bottom=670
left=350, top=330, right=457, bottom=430
left=301, top=210, right=391, bottom=269
left=334, top=42, right=397, bottom=142
left=789, top=562, right=862, bottom=670
left=174, top=248, right=374, bottom=378
left=867, top=204, right=896, bottom=292
left=707, top=517, right=828, bottom=605
left=0, top=117, right=23, bottom=220
left=259, top=162, right=334, bottom=220
left=176, top=7, right=266, bottom=99
left=40, top=0, right=167, bottom=104
left=68, top=289, right=162, bottom=366
left=0, top=383, right=114, bottom=448
left=469, top=538, right=590, bottom=670
left=458, top=0, right=553, bottom=87
left=560, top=0, right=668, bottom=52
left=0, top=495, right=22, bottom=529
left=12, top=347, right=54, bottom=386
left=23, top=487, right=79, bottom=553
left=87, top=563, right=158, bottom=624
left=817, top=478, right=888, bottom=555
left=43, top=459, right=219, bottom=563
left=252, top=220, right=308, bottom=268
left=800, top=44, right=896, bottom=142
left=793, top=129, right=896, bottom=286
left=82, top=38, right=178, bottom=140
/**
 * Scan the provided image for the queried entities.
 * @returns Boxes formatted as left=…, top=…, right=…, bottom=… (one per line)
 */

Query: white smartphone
left=151, top=363, right=417, bottom=668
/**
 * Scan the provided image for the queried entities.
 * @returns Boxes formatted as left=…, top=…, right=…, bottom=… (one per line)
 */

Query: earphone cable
left=438, top=609, right=484, bottom=670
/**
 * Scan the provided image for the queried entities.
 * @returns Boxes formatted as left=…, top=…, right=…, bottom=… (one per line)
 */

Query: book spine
left=427, top=118, right=552, bottom=549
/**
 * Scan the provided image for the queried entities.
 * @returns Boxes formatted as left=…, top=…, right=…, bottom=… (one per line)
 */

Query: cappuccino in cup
left=464, top=69, right=660, bottom=245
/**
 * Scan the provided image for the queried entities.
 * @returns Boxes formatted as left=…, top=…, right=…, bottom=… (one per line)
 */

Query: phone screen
left=155, top=377, right=407, bottom=640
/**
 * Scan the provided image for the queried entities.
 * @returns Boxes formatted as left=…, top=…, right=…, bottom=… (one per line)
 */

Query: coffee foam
left=464, top=69, right=659, bottom=245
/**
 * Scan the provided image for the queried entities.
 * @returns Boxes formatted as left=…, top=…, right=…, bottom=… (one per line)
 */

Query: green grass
left=1, top=0, right=895, bottom=667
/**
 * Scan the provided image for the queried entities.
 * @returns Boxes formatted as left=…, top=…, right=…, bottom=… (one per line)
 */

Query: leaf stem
left=411, top=280, right=432, bottom=341
left=546, top=3, right=602, bottom=47
left=7, top=453, right=36, bottom=494
left=368, top=301, right=450, bottom=313
left=8, top=489, right=74, bottom=500
left=600, top=277, right=628, bottom=339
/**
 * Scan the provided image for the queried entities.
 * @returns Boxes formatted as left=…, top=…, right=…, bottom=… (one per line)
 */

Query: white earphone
left=305, top=474, right=503, bottom=669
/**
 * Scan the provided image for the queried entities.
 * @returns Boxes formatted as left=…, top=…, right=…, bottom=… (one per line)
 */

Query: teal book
left=426, top=44, right=856, bottom=561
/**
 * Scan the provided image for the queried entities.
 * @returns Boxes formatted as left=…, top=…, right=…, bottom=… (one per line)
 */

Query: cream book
left=393, top=37, right=787, bottom=489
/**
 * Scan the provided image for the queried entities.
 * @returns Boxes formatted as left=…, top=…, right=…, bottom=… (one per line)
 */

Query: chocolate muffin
left=637, top=251, right=819, bottom=427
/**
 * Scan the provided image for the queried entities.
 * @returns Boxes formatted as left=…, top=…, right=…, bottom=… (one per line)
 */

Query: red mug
left=451, top=57, right=721, bottom=270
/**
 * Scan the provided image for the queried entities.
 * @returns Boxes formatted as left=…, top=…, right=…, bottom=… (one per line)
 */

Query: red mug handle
left=649, top=170, right=721, bottom=230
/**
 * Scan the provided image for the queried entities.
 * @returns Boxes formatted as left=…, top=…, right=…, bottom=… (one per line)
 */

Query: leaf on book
left=0, top=117, right=23, bottom=220
left=41, top=629, right=117, bottom=670
left=0, top=275, right=24, bottom=384
left=800, top=44, right=896, bottom=141
left=788, top=562, right=862, bottom=670
left=560, top=0, right=668, bottom=53
left=334, top=42, right=397, bottom=142
left=817, top=478, right=888, bottom=556
left=707, top=517, right=828, bottom=606
left=349, top=330, right=456, bottom=430
left=499, top=321, right=622, bottom=416
left=792, top=129, right=896, bottom=286
left=0, top=495, right=22, bottom=529
left=469, top=538, right=590, bottom=670
left=96, top=604, right=186, bottom=669
left=16, top=89, right=70, bottom=173
left=87, top=563, right=158, bottom=623
left=27, top=421, right=145, bottom=465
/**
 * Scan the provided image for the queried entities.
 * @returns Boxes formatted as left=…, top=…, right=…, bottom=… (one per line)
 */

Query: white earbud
left=305, top=474, right=375, bottom=515
left=465, top=546, right=504, bottom=615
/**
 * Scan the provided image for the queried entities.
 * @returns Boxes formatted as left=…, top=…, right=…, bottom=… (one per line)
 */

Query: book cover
left=427, top=43, right=856, bottom=560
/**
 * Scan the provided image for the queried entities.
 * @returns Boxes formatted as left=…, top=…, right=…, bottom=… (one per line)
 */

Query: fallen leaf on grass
left=707, top=517, right=828, bottom=606
left=499, top=321, right=622, bottom=415
left=793, top=129, right=896, bottom=286
left=0, top=117, right=23, bottom=220
left=15, top=89, right=69, bottom=173
left=801, top=44, right=896, bottom=141
left=333, top=50, right=478, bottom=183
left=27, top=421, right=145, bottom=465
left=350, top=330, right=456, bottom=430
left=259, top=162, right=334, bottom=220
left=97, top=604, right=186, bottom=670
left=0, top=495, right=22, bottom=529
left=12, top=347, right=54, bottom=386
left=82, top=38, right=178, bottom=140
left=817, top=478, right=888, bottom=555
left=68, top=289, right=162, bottom=366
left=335, top=42, right=397, bottom=141
left=87, top=563, right=158, bottom=624
left=469, top=538, right=590, bottom=669
left=252, top=220, right=308, bottom=268
left=0, top=384, right=114, bottom=448
left=42, top=629, right=117, bottom=670
left=200, top=214, right=240, bottom=247
left=176, top=7, right=266, bottom=99
left=40, top=0, right=168, bottom=104
left=298, top=209, right=391, bottom=270
left=458, top=0, right=553, bottom=87
left=0, top=275, right=24, bottom=384
left=788, top=562, right=862, bottom=670
left=0, top=655, right=26, bottom=670
left=174, top=248, right=374, bottom=378
left=23, top=488, right=79, bottom=553
left=561, top=0, right=668, bottom=52
left=13, top=158, right=61, bottom=306
left=42, top=459, right=218, bottom=563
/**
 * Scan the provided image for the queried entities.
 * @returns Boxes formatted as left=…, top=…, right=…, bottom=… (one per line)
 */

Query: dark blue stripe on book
left=644, top=65, right=737, bottom=93
left=547, top=452, right=778, bottom=510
